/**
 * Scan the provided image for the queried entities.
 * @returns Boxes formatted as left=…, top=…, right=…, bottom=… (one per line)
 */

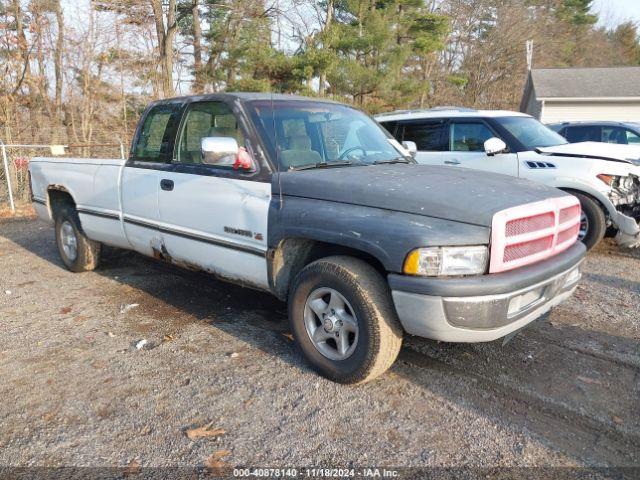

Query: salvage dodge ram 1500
left=29, top=93, right=586, bottom=384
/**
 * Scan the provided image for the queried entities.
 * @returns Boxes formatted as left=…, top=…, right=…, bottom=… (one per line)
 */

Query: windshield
left=495, top=116, right=568, bottom=150
left=246, top=100, right=409, bottom=170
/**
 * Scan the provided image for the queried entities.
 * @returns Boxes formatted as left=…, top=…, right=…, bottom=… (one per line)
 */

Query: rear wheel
left=54, top=205, right=101, bottom=272
left=288, top=256, right=403, bottom=384
left=574, top=192, right=606, bottom=250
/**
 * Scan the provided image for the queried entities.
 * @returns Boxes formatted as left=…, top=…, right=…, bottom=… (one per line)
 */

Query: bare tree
left=150, top=0, right=177, bottom=98
left=54, top=0, right=64, bottom=122
left=191, top=0, right=204, bottom=94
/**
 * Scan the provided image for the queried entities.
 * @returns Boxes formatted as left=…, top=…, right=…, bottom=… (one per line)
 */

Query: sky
left=592, top=0, right=640, bottom=28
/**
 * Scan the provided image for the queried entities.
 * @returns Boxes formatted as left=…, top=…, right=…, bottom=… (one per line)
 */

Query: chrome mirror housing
left=201, top=137, right=239, bottom=166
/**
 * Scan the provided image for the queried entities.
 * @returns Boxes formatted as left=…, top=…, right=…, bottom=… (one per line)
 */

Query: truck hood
left=536, top=142, right=640, bottom=165
left=275, top=164, right=565, bottom=227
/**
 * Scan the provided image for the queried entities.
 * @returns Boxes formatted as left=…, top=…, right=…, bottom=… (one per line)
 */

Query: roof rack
left=376, top=106, right=477, bottom=116
left=429, top=106, right=477, bottom=112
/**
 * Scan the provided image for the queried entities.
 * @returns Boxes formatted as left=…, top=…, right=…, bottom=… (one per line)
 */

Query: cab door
left=156, top=100, right=271, bottom=290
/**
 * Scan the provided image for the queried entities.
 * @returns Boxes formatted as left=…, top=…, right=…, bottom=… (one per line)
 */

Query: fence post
left=119, top=142, right=125, bottom=160
left=0, top=140, right=15, bottom=214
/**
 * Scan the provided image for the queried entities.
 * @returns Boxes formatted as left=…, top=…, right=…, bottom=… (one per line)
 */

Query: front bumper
left=388, top=242, right=586, bottom=342
left=609, top=174, right=640, bottom=248
left=613, top=212, right=640, bottom=248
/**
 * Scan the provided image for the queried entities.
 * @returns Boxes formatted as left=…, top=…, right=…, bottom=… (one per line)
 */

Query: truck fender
left=46, top=184, right=77, bottom=221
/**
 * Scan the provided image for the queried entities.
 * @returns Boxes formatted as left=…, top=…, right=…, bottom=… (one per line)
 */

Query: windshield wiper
left=373, top=157, right=412, bottom=165
left=289, top=160, right=366, bottom=171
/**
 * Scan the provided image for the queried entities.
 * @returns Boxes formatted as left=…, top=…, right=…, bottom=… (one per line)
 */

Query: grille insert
left=506, top=212, right=555, bottom=237
left=504, top=236, right=554, bottom=263
left=490, top=196, right=581, bottom=273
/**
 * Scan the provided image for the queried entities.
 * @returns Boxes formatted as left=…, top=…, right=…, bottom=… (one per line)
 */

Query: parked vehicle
left=376, top=108, right=640, bottom=249
left=29, top=94, right=585, bottom=384
left=548, top=121, right=640, bottom=146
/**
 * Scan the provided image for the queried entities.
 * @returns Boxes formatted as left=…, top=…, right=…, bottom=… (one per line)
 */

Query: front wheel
left=288, top=256, right=403, bottom=384
left=54, top=205, right=101, bottom=272
left=574, top=192, right=606, bottom=250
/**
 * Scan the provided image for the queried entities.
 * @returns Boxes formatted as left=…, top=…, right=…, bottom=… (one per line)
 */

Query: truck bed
left=30, top=157, right=131, bottom=249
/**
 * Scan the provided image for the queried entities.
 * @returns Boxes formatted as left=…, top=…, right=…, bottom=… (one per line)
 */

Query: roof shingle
left=530, top=67, right=640, bottom=99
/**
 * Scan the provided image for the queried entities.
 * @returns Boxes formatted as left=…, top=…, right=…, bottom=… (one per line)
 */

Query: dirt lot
left=0, top=217, right=638, bottom=474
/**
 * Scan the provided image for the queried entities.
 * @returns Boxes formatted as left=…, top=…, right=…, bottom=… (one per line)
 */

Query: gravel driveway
left=0, top=217, right=638, bottom=475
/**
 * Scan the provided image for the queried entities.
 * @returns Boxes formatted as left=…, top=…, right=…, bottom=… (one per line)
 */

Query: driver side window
left=177, top=101, right=244, bottom=166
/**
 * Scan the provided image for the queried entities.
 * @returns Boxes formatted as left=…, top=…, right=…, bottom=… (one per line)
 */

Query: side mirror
left=484, top=137, right=507, bottom=156
left=402, top=140, right=417, bottom=157
left=201, top=137, right=256, bottom=171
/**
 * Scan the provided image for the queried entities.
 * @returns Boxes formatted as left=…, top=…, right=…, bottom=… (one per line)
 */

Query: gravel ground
left=0, top=217, right=638, bottom=474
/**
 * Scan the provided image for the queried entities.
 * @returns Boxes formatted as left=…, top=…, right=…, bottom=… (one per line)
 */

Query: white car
left=376, top=108, right=640, bottom=249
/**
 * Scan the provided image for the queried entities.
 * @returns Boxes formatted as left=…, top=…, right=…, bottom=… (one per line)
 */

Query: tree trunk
left=192, top=0, right=204, bottom=94
left=150, top=0, right=176, bottom=98
left=318, top=0, right=334, bottom=96
left=54, top=0, right=64, bottom=141
left=12, top=0, right=37, bottom=137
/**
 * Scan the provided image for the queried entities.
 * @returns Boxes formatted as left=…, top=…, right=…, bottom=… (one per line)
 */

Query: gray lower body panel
left=391, top=262, right=582, bottom=343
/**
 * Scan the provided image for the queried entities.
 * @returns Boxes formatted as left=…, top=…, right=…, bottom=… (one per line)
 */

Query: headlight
left=596, top=174, right=615, bottom=186
left=598, top=174, right=637, bottom=191
left=403, top=246, right=489, bottom=277
left=621, top=176, right=635, bottom=190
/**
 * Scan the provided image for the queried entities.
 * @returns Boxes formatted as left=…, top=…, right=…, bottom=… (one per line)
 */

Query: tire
left=54, top=204, right=101, bottom=272
left=288, top=256, right=403, bottom=384
left=574, top=192, right=606, bottom=250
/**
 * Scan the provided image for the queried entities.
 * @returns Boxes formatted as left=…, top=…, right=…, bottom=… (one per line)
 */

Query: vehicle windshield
left=495, top=116, right=568, bottom=150
left=246, top=100, right=410, bottom=170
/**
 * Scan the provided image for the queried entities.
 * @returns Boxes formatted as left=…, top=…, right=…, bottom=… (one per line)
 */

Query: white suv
left=376, top=108, right=640, bottom=249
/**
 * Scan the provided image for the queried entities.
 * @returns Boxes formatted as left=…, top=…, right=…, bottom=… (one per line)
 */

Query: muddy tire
left=288, top=256, right=403, bottom=384
left=575, top=192, right=606, bottom=250
left=54, top=205, right=101, bottom=272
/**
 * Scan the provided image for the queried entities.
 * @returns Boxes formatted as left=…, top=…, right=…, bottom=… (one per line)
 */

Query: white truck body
left=30, top=157, right=272, bottom=289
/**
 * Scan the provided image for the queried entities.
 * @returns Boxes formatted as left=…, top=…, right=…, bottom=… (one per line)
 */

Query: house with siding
left=520, top=67, right=640, bottom=124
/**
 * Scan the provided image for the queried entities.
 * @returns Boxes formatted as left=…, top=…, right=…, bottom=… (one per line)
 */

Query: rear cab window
left=133, top=103, right=183, bottom=162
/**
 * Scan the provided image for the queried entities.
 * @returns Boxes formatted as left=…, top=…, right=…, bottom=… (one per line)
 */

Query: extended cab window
left=133, top=104, right=182, bottom=162
left=401, top=121, right=446, bottom=151
left=449, top=121, right=495, bottom=152
left=177, top=101, right=245, bottom=166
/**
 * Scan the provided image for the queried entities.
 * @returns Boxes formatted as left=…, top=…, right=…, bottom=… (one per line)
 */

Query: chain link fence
left=0, top=142, right=126, bottom=215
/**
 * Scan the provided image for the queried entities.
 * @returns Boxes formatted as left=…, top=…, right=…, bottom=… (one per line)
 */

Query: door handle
left=160, top=179, right=174, bottom=191
left=444, top=160, right=460, bottom=165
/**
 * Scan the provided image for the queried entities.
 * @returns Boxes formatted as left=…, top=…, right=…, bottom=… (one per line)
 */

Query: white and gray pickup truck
left=29, top=93, right=586, bottom=383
